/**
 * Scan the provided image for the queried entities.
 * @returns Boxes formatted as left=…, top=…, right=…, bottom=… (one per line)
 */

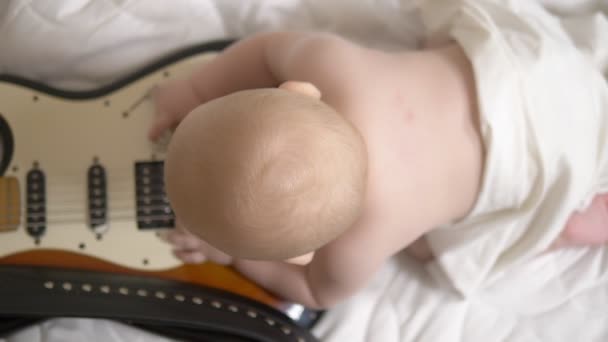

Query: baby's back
left=273, top=32, right=486, bottom=256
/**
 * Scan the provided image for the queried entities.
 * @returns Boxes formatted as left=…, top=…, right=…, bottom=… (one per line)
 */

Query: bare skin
left=150, top=31, right=608, bottom=308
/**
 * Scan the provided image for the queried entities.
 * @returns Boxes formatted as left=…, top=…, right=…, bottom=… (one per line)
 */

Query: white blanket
left=2, top=1, right=607, bottom=341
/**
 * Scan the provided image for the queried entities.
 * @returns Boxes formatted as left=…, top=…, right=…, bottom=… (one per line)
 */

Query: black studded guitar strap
left=0, top=266, right=320, bottom=342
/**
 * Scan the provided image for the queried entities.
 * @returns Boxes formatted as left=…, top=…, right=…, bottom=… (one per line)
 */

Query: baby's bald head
left=165, top=87, right=367, bottom=260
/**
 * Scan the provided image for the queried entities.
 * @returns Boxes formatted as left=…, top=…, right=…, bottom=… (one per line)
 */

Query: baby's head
left=165, top=82, right=367, bottom=260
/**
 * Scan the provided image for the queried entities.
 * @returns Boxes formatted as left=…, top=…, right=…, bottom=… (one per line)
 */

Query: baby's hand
left=148, top=78, right=202, bottom=141
left=160, top=225, right=233, bottom=265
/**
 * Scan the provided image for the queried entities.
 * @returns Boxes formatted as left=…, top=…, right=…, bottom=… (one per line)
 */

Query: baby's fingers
left=174, top=250, right=206, bottom=264
left=160, top=229, right=202, bottom=250
left=148, top=111, right=175, bottom=141
left=197, top=241, right=233, bottom=265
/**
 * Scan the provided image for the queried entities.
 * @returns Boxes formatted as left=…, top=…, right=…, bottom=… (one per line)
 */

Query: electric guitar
left=0, top=41, right=319, bottom=336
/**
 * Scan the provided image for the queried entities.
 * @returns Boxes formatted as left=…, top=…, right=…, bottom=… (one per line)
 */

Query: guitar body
left=0, top=41, right=317, bottom=330
left=0, top=50, right=207, bottom=271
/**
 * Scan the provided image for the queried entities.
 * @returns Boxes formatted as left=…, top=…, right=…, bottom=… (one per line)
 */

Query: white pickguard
left=0, top=52, right=217, bottom=271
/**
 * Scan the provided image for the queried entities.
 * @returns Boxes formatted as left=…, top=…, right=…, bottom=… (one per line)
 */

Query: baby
left=150, top=31, right=608, bottom=308
left=163, top=84, right=367, bottom=261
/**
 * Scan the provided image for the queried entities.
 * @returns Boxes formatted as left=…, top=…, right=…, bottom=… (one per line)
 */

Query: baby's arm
left=150, top=33, right=277, bottom=139
left=168, top=217, right=394, bottom=309
left=185, top=34, right=280, bottom=102
left=150, top=31, right=336, bottom=140
left=232, top=215, right=397, bottom=309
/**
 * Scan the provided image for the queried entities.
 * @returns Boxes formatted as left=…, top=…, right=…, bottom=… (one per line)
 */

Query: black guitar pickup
left=25, top=166, right=46, bottom=238
left=87, top=163, right=107, bottom=232
left=134, top=161, right=174, bottom=229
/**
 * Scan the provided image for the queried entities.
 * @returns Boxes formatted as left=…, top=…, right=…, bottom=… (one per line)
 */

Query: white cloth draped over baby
left=316, top=1, right=608, bottom=341
left=1, top=1, right=608, bottom=342
left=420, top=0, right=608, bottom=296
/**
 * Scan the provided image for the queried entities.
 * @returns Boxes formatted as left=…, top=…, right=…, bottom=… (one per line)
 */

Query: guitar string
left=12, top=196, right=171, bottom=209
left=2, top=204, right=175, bottom=227
left=4, top=192, right=176, bottom=224
left=3, top=167, right=175, bottom=224
left=11, top=164, right=165, bottom=184
left=26, top=201, right=174, bottom=214
left=13, top=212, right=175, bottom=222
left=7, top=178, right=169, bottom=202
left=20, top=214, right=176, bottom=227
left=18, top=169, right=165, bottom=188
left=1, top=211, right=176, bottom=228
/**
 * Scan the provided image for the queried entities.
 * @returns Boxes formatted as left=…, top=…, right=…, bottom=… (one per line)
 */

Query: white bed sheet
left=1, top=1, right=607, bottom=341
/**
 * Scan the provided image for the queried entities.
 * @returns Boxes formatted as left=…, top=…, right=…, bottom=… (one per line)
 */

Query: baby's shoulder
left=266, top=32, right=380, bottom=96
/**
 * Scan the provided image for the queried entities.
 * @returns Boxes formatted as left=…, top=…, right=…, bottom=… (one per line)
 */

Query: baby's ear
left=279, top=81, right=321, bottom=99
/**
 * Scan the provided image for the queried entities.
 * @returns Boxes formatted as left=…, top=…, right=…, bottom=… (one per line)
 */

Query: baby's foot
left=554, top=193, right=608, bottom=248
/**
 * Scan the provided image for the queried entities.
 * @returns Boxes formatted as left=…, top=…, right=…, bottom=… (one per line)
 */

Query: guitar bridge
left=134, top=161, right=174, bottom=229
left=0, top=176, right=20, bottom=232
